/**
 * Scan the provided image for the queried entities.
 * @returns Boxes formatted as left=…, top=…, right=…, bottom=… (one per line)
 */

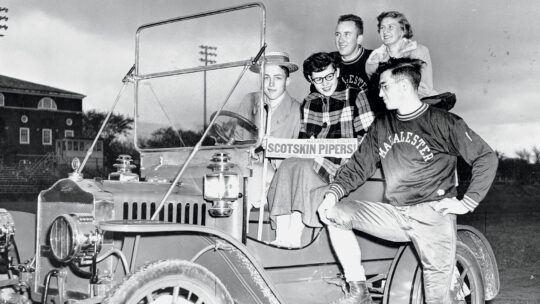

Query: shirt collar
left=341, top=46, right=364, bottom=65
left=266, top=92, right=287, bottom=111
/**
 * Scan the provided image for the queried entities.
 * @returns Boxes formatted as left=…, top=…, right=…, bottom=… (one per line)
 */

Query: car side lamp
left=108, top=155, right=139, bottom=182
left=0, top=209, right=15, bottom=253
left=204, top=153, right=240, bottom=217
left=69, top=157, right=83, bottom=180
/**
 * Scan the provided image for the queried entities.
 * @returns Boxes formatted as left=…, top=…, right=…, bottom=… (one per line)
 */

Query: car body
left=0, top=3, right=499, bottom=303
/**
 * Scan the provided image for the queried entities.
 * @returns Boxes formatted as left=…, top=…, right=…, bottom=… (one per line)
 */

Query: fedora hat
left=250, top=51, right=299, bottom=74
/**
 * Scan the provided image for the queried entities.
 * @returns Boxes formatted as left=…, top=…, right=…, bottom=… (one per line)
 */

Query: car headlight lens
left=49, top=213, right=101, bottom=263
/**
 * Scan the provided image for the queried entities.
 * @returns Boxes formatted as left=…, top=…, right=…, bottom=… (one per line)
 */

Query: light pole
left=199, top=45, right=217, bottom=129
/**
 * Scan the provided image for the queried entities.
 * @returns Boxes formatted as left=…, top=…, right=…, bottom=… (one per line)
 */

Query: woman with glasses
left=267, top=52, right=375, bottom=247
left=366, top=11, right=438, bottom=98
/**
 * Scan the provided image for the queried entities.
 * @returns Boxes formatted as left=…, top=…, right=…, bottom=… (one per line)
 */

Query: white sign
left=265, top=138, right=359, bottom=159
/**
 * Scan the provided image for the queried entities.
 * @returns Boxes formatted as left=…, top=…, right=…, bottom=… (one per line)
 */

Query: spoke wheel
left=103, top=260, right=233, bottom=304
left=411, top=242, right=485, bottom=303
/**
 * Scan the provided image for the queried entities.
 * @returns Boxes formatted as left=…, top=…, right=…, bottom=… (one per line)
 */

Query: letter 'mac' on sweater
left=378, top=131, right=434, bottom=162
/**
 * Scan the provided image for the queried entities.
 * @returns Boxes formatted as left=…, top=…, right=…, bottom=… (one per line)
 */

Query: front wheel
left=411, top=242, right=485, bottom=303
left=103, top=259, right=233, bottom=304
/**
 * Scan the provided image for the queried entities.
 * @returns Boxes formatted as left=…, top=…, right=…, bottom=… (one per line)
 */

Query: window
left=96, top=141, right=102, bottom=152
left=21, top=115, right=28, bottom=123
left=38, top=97, right=57, bottom=110
left=0, top=93, right=4, bottom=106
left=42, top=129, right=52, bottom=145
left=67, top=141, right=72, bottom=151
left=20, top=128, right=30, bottom=144
left=65, top=130, right=74, bottom=138
left=79, top=142, right=85, bottom=151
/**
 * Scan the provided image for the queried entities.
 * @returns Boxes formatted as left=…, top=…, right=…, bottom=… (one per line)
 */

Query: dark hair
left=338, top=14, right=364, bottom=35
left=277, top=65, right=290, bottom=78
left=377, top=11, right=413, bottom=39
left=376, top=58, right=424, bottom=90
left=302, top=52, right=337, bottom=82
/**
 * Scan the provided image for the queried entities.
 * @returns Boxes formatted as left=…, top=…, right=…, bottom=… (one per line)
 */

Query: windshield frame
left=132, top=2, right=266, bottom=153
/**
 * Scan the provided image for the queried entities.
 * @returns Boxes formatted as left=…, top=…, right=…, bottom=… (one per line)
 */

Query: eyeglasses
left=311, top=72, right=336, bottom=84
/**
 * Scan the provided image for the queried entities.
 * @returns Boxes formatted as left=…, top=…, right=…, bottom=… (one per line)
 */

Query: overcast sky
left=1, top=0, right=539, bottom=158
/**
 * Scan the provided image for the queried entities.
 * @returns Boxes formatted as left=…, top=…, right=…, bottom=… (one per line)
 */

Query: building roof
left=0, top=74, right=85, bottom=99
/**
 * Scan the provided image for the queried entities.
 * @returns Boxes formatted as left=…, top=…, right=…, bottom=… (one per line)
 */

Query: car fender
left=382, top=225, right=499, bottom=303
left=101, top=220, right=284, bottom=304
left=457, top=224, right=500, bottom=300
left=381, top=244, right=418, bottom=303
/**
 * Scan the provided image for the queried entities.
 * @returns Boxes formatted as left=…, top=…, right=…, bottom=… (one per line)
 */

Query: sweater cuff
left=328, top=184, right=346, bottom=201
left=461, top=195, right=479, bottom=211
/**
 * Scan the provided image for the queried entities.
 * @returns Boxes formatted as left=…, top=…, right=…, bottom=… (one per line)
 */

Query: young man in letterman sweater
left=317, top=58, right=498, bottom=304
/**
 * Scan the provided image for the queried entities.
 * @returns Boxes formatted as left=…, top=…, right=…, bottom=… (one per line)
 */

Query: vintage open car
left=0, top=3, right=500, bottom=303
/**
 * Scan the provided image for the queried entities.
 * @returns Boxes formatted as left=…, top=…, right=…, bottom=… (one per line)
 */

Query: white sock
left=288, top=211, right=304, bottom=246
left=328, top=225, right=366, bottom=282
left=274, top=214, right=290, bottom=243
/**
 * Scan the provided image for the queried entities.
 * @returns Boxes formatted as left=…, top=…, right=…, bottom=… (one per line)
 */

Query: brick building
left=0, top=74, right=103, bottom=170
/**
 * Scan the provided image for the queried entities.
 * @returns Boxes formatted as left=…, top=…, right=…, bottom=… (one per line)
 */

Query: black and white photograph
left=0, top=0, right=538, bottom=303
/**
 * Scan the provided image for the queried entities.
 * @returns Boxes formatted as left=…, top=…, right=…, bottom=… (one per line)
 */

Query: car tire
left=410, top=241, right=485, bottom=303
left=103, top=259, right=233, bottom=304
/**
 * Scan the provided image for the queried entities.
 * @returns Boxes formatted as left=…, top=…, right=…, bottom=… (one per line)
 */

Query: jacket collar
left=397, top=102, right=429, bottom=121
left=367, top=38, right=418, bottom=64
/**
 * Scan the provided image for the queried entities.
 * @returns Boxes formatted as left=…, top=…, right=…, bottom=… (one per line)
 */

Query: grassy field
left=459, top=183, right=540, bottom=303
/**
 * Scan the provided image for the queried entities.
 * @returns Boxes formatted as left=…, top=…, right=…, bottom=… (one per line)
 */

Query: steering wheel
left=209, top=110, right=258, bottom=144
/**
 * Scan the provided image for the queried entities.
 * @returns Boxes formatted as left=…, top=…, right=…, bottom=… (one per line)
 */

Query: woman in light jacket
left=366, top=11, right=438, bottom=98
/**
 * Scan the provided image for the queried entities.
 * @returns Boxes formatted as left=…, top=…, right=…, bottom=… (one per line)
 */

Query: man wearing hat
left=235, top=51, right=301, bottom=142
left=233, top=51, right=301, bottom=212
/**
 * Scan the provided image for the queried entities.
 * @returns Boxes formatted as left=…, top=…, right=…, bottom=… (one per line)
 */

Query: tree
left=82, top=110, right=136, bottom=173
left=515, top=148, right=530, bottom=163
left=82, top=110, right=133, bottom=143
left=532, top=146, right=540, bottom=164
left=140, top=127, right=206, bottom=148
left=494, top=150, right=505, bottom=161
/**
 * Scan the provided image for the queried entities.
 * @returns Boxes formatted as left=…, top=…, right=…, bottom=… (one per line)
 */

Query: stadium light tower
left=199, top=45, right=217, bottom=129
left=0, top=7, right=8, bottom=37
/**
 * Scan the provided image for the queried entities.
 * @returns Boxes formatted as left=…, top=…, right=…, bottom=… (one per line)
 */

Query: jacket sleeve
left=298, top=99, right=309, bottom=139
left=447, top=115, right=498, bottom=210
left=353, top=91, right=375, bottom=137
left=412, top=44, right=438, bottom=97
left=291, top=101, right=302, bottom=139
left=327, top=124, right=380, bottom=200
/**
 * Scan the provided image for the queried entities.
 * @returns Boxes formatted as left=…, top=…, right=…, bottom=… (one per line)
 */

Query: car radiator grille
left=122, top=201, right=207, bottom=225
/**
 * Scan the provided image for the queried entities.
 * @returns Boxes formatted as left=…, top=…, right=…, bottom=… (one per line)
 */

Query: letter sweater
left=329, top=103, right=498, bottom=209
